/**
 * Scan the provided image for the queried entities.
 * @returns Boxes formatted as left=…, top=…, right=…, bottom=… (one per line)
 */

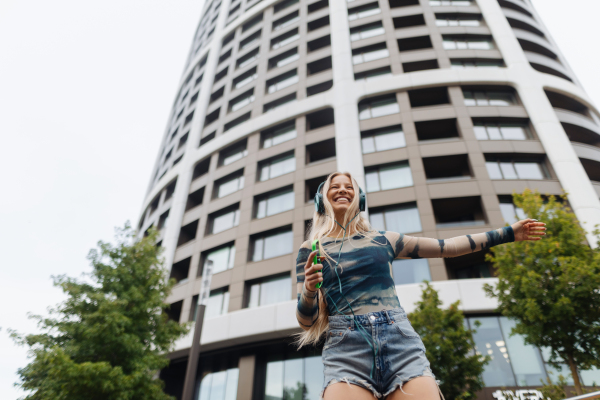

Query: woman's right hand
left=304, top=250, right=323, bottom=292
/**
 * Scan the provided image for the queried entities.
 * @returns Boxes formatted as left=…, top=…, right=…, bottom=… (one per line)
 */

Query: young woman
left=295, top=172, right=546, bottom=400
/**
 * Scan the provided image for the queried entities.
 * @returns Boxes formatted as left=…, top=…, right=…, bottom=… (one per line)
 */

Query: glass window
left=353, top=47, right=389, bottom=65
left=486, top=161, right=545, bottom=180
left=274, top=52, right=299, bottom=68
left=436, top=16, right=481, bottom=26
left=198, top=368, right=239, bottom=400
left=430, top=0, right=472, bottom=5
left=362, top=126, right=406, bottom=153
left=221, top=144, right=248, bottom=166
left=205, top=288, right=230, bottom=319
left=350, top=22, right=385, bottom=42
left=263, top=122, right=297, bottom=148
left=233, top=70, right=257, bottom=89
left=204, top=244, right=236, bottom=274
left=474, top=123, right=529, bottom=140
left=256, top=189, right=295, bottom=218
left=451, top=59, right=503, bottom=69
left=370, top=203, right=422, bottom=233
left=263, top=353, right=323, bottom=400
left=272, top=30, right=300, bottom=50
left=252, top=230, right=293, bottom=262
left=468, top=316, right=517, bottom=387
left=581, top=367, right=600, bottom=387
left=365, top=162, right=413, bottom=193
left=499, top=202, right=526, bottom=225
left=392, top=259, right=431, bottom=285
left=217, top=175, right=244, bottom=198
left=463, top=90, right=516, bottom=106
left=230, top=92, right=255, bottom=112
left=247, top=274, right=291, bottom=307
left=355, top=67, right=393, bottom=82
left=259, top=154, right=296, bottom=181
left=211, top=208, right=240, bottom=234
left=273, top=11, right=299, bottom=31
left=498, top=317, right=547, bottom=386
left=348, top=4, right=381, bottom=21
left=358, top=96, right=399, bottom=120
left=443, top=36, right=494, bottom=50
left=540, top=347, right=575, bottom=385
left=267, top=70, right=299, bottom=93
left=240, top=31, right=261, bottom=51
left=237, top=48, right=260, bottom=69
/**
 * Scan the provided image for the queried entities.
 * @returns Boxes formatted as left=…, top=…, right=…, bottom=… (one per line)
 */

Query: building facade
left=137, top=0, right=600, bottom=398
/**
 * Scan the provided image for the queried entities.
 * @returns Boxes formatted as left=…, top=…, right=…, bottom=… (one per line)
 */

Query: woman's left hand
left=511, top=218, right=546, bottom=242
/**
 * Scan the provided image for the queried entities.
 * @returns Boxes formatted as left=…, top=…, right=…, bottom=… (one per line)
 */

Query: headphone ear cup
left=315, top=193, right=325, bottom=214
left=359, top=187, right=366, bottom=212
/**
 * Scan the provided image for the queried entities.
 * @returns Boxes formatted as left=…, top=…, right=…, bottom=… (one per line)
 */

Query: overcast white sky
left=1, top=1, right=599, bottom=398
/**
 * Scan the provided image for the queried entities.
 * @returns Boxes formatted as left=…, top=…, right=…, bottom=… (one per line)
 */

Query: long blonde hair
left=294, top=172, right=374, bottom=348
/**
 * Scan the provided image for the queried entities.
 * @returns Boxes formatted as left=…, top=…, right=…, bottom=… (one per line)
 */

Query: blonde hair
left=294, top=172, right=376, bottom=348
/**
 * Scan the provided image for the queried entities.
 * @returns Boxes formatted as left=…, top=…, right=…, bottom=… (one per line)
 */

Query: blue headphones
left=314, top=181, right=366, bottom=214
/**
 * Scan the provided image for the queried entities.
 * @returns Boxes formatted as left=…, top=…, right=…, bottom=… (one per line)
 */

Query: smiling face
left=326, top=174, right=355, bottom=216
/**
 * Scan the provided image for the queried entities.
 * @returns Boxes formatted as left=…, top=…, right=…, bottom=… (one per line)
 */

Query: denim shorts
left=321, top=307, right=443, bottom=399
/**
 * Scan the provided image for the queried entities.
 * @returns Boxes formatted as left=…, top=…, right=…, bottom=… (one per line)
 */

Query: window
left=308, top=15, right=330, bottom=31
left=408, top=87, right=449, bottom=107
left=463, top=89, right=516, bottom=106
left=255, top=187, right=295, bottom=218
left=403, top=59, right=439, bottom=72
left=358, top=95, right=399, bottom=120
left=204, top=108, right=220, bottom=127
left=307, top=56, right=332, bottom=75
left=242, top=14, right=263, bottom=32
left=229, top=89, right=255, bottom=112
left=473, top=122, right=530, bottom=140
left=228, top=3, right=240, bottom=16
left=186, top=186, right=204, bottom=211
left=233, top=67, right=258, bottom=89
left=443, top=35, right=494, bottom=50
left=365, top=162, right=413, bottom=192
left=430, top=0, right=472, bottom=5
left=214, top=67, right=228, bottom=83
left=271, top=28, right=300, bottom=50
left=432, top=196, right=485, bottom=229
left=251, top=229, right=293, bottom=262
left=352, top=43, right=389, bottom=65
left=261, top=121, right=297, bottom=148
left=308, top=0, right=328, bottom=13
left=354, top=67, right=392, bottom=82
left=170, top=257, right=190, bottom=284
left=202, top=243, right=236, bottom=275
left=224, top=112, right=251, bottom=132
left=306, top=138, right=336, bottom=163
left=370, top=203, right=422, bottom=233
left=350, top=22, right=385, bottom=42
left=259, top=153, right=296, bottom=181
left=307, top=35, right=331, bottom=52
left=240, top=30, right=261, bottom=51
left=205, top=288, right=230, bottom=319
left=392, top=259, right=431, bottom=285
left=263, top=93, right=296, bottom=113
left=197, top=366, right=239, bottom=400
left=260, top=350, right=323, bottom=400
left=219, top=141, right=248, bottom=166
left=274, top=0, right=298, bottom=14
left=451, top=59, right=504, bottom=68
left=499, top=198, right=526, bottom=225
left=268, top=48, right=299, bottom=69
left=307, top=80, right=333, bottom=96
left=361, top=125, right=406, bottom=153
left=208, top=206, right=241, bottom=234
left=266, top=70, right=299, bottom=93
left=397, top=35, right=433, bottom=51
left=177, top=219, right=199, bottom=246
left=273, top=10, right=299, bottom=31
left=485, top=159, right=547, bottom=180
left=393, top=14, right=426, bottom=29
left=436, top=13, right=482, bottom=26
left=215, top=172, right=245, bottom=198
left=348, top=3, right=381, bottom=21
left=237, top=48, right=260, bottom=69
left=247, top=274, right=291, bottom=307
left=184, top=111, right=194, bottom=126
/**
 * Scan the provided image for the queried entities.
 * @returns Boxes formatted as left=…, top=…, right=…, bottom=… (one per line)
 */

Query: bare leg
left=323, top=381, right=378, bottom=400
left=385, top=376, right=442, bottom=400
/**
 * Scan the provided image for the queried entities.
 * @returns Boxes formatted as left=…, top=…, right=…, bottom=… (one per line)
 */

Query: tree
left=408, top=282, right=489, bottom=400
left=10, top=224, right=189, bottom=400
left=484, top=189, right=600, bottom=396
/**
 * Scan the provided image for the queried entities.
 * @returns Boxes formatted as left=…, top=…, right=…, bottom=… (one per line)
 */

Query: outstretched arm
left=388, top=219, right=546, bottom=259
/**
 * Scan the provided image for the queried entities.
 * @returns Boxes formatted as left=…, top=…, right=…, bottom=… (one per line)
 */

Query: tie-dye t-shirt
left=295, top=226, right=514, bottom=328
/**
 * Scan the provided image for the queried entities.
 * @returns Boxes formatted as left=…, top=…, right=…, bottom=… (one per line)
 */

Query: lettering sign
left=492, top=390, right=550, bottom=400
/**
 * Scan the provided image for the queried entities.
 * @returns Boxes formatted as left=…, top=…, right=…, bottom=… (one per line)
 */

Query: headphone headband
left=314, top=180, right=366, bottom=214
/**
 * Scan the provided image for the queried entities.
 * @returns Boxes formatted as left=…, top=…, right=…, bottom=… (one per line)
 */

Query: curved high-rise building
left=137, top=0, right=600, bottom=398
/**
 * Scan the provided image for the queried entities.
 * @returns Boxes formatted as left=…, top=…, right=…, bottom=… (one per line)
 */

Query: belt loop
left=383, top=309, right=393, bottom=325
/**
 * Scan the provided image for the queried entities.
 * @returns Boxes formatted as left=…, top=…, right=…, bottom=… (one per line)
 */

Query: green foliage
left=539, top=373, right=571, bottom=400
left=484, top=189, right=600, bottom=394
left=408, top=282, right=489, bottom=400
left=11, top=224, right=189, bottom=400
